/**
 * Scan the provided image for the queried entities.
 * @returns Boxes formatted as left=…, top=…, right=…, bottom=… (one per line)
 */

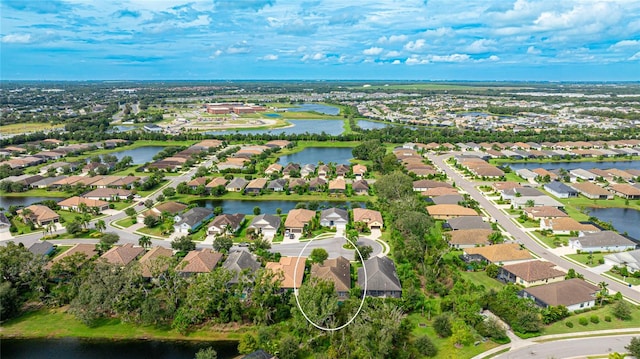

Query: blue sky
left=1, top=0, right=639, bottom=81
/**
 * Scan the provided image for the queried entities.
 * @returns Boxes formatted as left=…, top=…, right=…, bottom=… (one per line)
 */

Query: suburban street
left=494, top=334, right=635, bottom=359
left=272, top=236, right=383, bottom=259
left=427, top=153, right=640, bottom=303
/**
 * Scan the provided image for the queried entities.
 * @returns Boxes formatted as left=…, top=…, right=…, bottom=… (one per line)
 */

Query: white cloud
left=405, top=55, right=429, bottom=65
left=465, top=39, right=496, bottom=54
left=488, top=55, right=500, bottom=61
left=609, top=40, right=640, bottom=51
left=260, top=54, right=278, bottom=61
left=209, top=49, right=223, bottom=58
left=1, top=33, right=32, bottom=44
left=421, top=27, right=453, bottom=38
left=363, top=46, right=383, bottom=55
left=378, top=34, right=407, bottom=43
left=404, top=39, right=426, bottom=52
left=630, top=52, right=640, bottom=61
left=301, top=52, right=325, bottom=61
left=527, top=46, right=541, bottom=55
left=385, top=50, right=401, bottom=58
left=430, top=53, right=470, bottom=62
left=227, top=46, right=250, bottom=54
left=391, top=59, right=401, bottom=65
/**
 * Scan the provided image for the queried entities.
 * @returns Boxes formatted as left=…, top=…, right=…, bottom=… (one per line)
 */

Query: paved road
left=272, top=236, right=382, bottom=259
left=427, top=153, right=640, bottom=303
left=494, top=334, right=635, bottom=359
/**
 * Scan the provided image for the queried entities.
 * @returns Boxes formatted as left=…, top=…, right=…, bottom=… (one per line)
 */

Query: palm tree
left=95, top=219, right=106, bottom=233
left=598, top=281, right=609, bottom=306
left=78, top=202, right=89, bottom=214
left=138, top=235, right=152, bottom=248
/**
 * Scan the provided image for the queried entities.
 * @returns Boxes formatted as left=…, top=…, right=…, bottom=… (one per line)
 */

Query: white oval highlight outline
left=293, top=235, right=367, bottom=331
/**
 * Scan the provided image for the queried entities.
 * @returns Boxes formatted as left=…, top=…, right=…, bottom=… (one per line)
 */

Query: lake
left=587, top=207, right=640, bottom=241
left=1, top=338, right=238, bottom=359
left=112, top=146, right=165, bottom=165
left=507, top=161, right=640, bottom=171
left=357, top=120, right=391, bottom=130
left=278, top=147, right=353, bottom=165
left=286, top=103, right=340, bottom=115
left=193, top=199, right=367, bottom=214
left=0, top=196, right=65, bottom=209
left=206, top=119, right=344, bottom=136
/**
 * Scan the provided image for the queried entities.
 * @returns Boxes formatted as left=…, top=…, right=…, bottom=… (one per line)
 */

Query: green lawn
left=114, top=217, right=137, bottom=228
left=543, top=305, right=640, bottom=335
left=565, top=253, right=605, bottom=267
left=459, top=271, right=505, bottom=291
left=605, top=270, right=640, bottom=286
left=531, top=231, right=569, bottom=249
left=0, top=189, right=68, bottom=198
left=0, top=308, right=246, bottom=341
left=407, top=313, right=501, bottom=359
left=137, top=226, right=170, bottom=238
left=0, top=122, right=63, bottom=135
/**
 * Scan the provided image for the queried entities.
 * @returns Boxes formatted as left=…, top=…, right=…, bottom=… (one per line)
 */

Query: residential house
left=463, top=243, right=533, bottom=265
left=311, top=256, right=351, bottom=300
left=516, top=168, right=538, bottom=182
left=308, top=177, right=326, bottom=192
left=100, top=243, right=145, bottom=266
left=413, top=179, right=453, bottom=192
left=264, top=163, right=283, bottom=176
left=571, top=182, right=614, bottom=200
left=266, top=256, right=306, bottom=291
left=173, top=207, right=214, bottom=234
left=144, top=124, right=163, bottom=132
left=28, top=241, right=55, bottom=257
left=245, top=178, right=267, bottom=194
left=498, top=260, right=566, bottom=287
left=570, top=168, right=596, bottom=181
left=139, top=246, right=174, bottom=278
left=352, top=208, right=383, bottom=230
left=519, top=278, right=599, bottom=311
left=445, top=216, right=492, bottom=231
left=46, top=243, right=97, bottom=269
left=502, top=187, right=545, bottom=200
left=17, top=205, right=60, bottom=227
left=431, top=194, right=465, bottom=205
left=532, top=168, right=558, bottom=180
left=426, top=204, right=478, bottom=220
left=604, top=249, right=640, bottom=274
left=288, top=178, right=307, bottom=190
left=0, top=213, right=11, bottom=234
left=83, top=188, right=133, bottom=201
left=248, top=214, right=281, bottom=240
left=358, top=256, right=402, bottom=298
left=282, top=163, right=300, bottom=177
left=569, top=231, right=637, bottom=252
left=226, top=177, right=249, bottom=192
left=267, top=178, right=287, bottom=192
left=328, top=178, right=346, bottom=194
left=512, top=195, right=564, bottom=209
left=447, top=229, right=493, bottom=249
left=58, top=196, right=109, bottom=212
left=352, top=164, right=367, bottom=180
left=540, top=217, right=600, bottom=235
left=544, top=181, right=579, bottom=198
left=320, top=208, right=349, bottom=231
left=207, top=213, right=245, bottom=235
left=138, top=201, right=187, bottom=223
left=351, top=180, right=369, bottom=195
left=300, top=164, right=317, bottom=178
left=176, top=249, right=223, bottom=276
left=609, top=184, right=640, bottom=200
left=423, top=187, right=459, bottom=197
left=216, top=158, right=249, bottom=171
left=205, top=177, right=228, bottom=193
left=335, top=164, right=350, bottom=178
left=523, top=206, right=569, bottom=220
left=223, top=251, right=261, bottom=285
left=284, top=209, right=316, bottom=236
left=317, top=164, right=330, bottom=178
left=188, top=177, right=208, bottom=191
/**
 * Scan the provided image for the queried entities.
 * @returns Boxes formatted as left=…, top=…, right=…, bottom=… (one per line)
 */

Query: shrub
left=565, top=321, right=574, bottom=328
left=604, top=315, right=612, bottom=322
left=590, top=315, right=599, bottom=324
left=433, top=314, right=453, bottom=338
left=579, top=317, right=589, bottom=326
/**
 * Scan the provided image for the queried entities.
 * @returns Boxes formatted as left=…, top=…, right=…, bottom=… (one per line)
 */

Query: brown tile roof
left=352, top=164, right=367, bottom=174
left=501, top=260, right=565, bottom=282
left=155, top=201, right=188, bottom=214
left=188, top=177, right=208, bottom=187
left=542, top=217, right=600, bottom=232
left=532, top=168, right=558, bottom=179
left=18, top=205, right=59, bottom=223
left=206, top=177, right=228, bottom=188
left=284, top=208, right=316, bottom=229
left=422, top=187, right=459, bottom=196
left=328, top=178, right=346, bottom=190
left=48, top=243, right=97, bottom=268
left=246, top=178, right=268, bottom=189
left=523, top=206, right=569, bottom=219
left=100, top=243, right=145, bottom=266
left=138, top=246, right=174, bottom=277
left=311, top=256, right=351, bottom=293
left=493, top=182, right=522, bottom=191
left=426, top=204, right=478, bottom=217
left=266, top=256, right=306, bottom=289
left=447, top=229, right=493, bottom=246
left=571, top=182, right=613, bottom=196
left=177, top=249, right=223, bottom=274
left=413, top=179, right=453, bottom=189
left=522, top=278, right=599, bottom=307
left=352, top=208, right=383, bottom=226
left=464, top=243, right=533, bottom=263
left=58, top=196, right=109, bottom=208
left=610, top=184, right=640, bottom=196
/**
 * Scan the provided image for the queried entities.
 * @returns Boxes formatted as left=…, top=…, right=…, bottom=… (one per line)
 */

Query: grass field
left=459, top=271, right=505, bottom=291
left=0, top=308, right=246, bottom=341
left=565, top=252, right=605, bottom=267
left=543, top=305, right=640, bottom=335
left=0, top=122, right=64, bottom=135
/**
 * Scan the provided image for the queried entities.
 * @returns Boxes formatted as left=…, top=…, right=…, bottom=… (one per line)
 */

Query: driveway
left=271, top=236, right=382, bottom=259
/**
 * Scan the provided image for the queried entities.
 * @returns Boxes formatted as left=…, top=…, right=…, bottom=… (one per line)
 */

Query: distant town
left=1, top=81, right=640, bottom=359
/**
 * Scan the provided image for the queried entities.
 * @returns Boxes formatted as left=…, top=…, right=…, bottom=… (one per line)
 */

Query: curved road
left=427, top=153, right=640, bottom=303
left=495, top=334, right=635, bottom=359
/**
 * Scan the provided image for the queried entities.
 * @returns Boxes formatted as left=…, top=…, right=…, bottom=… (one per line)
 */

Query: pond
left=112, top=146, right=165, bottom=165
left=286, top=103, right=340, bottom=115
left=506, top=161, right=640, bottom=171
left=357, top=120, right=391, bottom=130
left=586, top=207, right=640, bottom=241
left=107, top=125, right=137, bottom=133
left=1, top=338, right=239, bottom=359
left=0, top=196, right=65, bottom=209
left=278, top=147, right=354, bottom=165
left=206, top=119, right=344, bottom=136
left=193, top=199, right=367, bottom=215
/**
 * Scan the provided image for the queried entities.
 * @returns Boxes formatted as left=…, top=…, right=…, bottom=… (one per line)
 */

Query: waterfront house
left=207, top=213, right=245, bottom=235
left=226, top=177, right=249, bottom=192
left=352, top=208, right=383, bottom=230
left=544, top=181, right=579, bottom=198
left=248, top=214, right=281, bottom=240
left=245, top=178, right=267, bottom=194
left=284, top=209, right=316, bottom=236
left=320, top=208, right=349, bottom=231
left=58, top=196, right=110, bottom=212
left=267, top=178, right=287, bottom=192
left=173, top=207, right=214, bottom=234
left=571, top=182, right=614, bottom=200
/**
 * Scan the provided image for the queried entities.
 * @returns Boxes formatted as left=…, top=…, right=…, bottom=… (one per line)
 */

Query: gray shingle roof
left=358, top=257, right=402, bottom=292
